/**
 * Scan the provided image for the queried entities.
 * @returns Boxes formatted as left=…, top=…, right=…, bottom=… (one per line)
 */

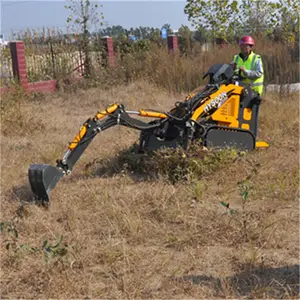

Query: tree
left=237, top=0, right=278, bottom=36
left=192, top=26, right=209, bottom=44
left=142, top=27, right=157, bottom=39
left=184, top=0, right=239, bottom=42
left=65, top=0, right=104, bottom=76
left=161, top=23, right=173, bottom=35
left=238, top=0, right=299, bottom=43
left=99, top=25, right=126, bottom=38
left=184, top=0, right=300, bottom=44
left=150, top=28, right=162, bottom=42
left=270, top=0, right=300, bottom=44
left=178, top=25, right=192, bottom=53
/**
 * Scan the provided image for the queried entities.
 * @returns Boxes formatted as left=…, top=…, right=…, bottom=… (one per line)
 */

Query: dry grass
left=0, top=81, right=299, bottom=299
left=2, top=36, right=297, bottom=89
left=82, top=40, right=299, bottom=94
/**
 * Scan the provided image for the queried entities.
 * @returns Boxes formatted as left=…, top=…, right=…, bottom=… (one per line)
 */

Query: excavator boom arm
left=64, top=104, right=169, bottom=171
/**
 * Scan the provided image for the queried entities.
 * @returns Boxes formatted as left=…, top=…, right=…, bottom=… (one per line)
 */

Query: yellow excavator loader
left=28, top=63, right=269, bottom=203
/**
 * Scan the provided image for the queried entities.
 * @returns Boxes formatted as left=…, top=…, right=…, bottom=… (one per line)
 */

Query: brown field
left=0, top=81, right=299, bottom=299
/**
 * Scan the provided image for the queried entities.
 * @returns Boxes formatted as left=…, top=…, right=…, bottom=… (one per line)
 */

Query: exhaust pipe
left=28, top=164, right=64, bottom=202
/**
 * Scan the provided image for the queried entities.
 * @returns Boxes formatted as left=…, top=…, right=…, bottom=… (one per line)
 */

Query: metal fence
left=24, top=39, right=106, bottom=82
left=0, top=45, right=14, bottom=87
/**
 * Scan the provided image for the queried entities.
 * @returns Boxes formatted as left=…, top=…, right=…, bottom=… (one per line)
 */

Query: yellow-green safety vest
left=233, top=52, right=264, bottom=96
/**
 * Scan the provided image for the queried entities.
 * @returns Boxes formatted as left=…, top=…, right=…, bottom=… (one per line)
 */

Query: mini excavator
left=28, top=63, right=269, bottom=203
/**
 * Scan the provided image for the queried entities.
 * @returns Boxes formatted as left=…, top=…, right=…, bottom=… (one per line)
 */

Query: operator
left=232, top=36, right=264, bottom=96
left=232, top=35, right=264, bottom=137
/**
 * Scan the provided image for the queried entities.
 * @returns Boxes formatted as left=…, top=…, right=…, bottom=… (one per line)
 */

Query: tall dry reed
left=1, top=35, right=299, bottom=92
left=98, top=39, right=299, bottom=93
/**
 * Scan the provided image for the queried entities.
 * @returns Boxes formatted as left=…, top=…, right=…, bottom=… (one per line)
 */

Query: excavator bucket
left=28, top=164, right=64, bottom=202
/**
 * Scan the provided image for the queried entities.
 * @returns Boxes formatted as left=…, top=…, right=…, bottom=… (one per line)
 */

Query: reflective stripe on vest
left=252, top=82, right=264, bottom=86
left=234, top=52, right=264, bottom=95
left=251, top=54, right=257, bottom=70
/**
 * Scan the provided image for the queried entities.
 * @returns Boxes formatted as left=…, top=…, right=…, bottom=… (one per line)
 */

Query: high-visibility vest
left=233, top=52, right=264, bottom=95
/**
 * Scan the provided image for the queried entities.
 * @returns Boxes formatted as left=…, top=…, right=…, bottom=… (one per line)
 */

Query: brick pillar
left=102, top=36, right=115, bottom=67
left=167, top=35, right=178, bottom=52
left=10, top=41, right=28, bottom=89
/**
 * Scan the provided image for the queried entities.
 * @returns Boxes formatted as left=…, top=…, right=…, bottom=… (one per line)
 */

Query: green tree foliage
left=99, top=25, right=126, bottom=38
left=192, top=26, right=209, bottom=43
left=178, top=25, right=192, bottom=54
left=237, top=0, right=300, bottom=43
left=65, top=0, right=104, bottom=30
left=161, top=23, right=173, bottom=35
left=270, top=0, right=300, bottom=44
left=184, top=0, right=239, bottom=41
left=184, top=0, right=300, bottom=43
left=98, top=25, right=164, bottom=41
left=237, top=0, right=276, bottom=35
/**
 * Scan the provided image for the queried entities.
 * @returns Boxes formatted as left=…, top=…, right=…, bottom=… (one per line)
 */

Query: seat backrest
left=239, top=85, right=261, bottom=137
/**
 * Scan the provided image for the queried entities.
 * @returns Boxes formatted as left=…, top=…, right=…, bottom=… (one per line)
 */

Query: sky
left=0, top=0, right=194, bottom=38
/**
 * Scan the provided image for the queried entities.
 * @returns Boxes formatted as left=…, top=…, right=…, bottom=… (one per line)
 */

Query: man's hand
left=240, top=66, right=246, bottom=73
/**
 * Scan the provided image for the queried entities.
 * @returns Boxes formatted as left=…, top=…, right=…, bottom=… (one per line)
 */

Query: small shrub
left=85, top=143, right=240, bottom=183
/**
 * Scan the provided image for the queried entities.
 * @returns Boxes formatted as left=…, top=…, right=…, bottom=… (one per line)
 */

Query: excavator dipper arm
left=28, top=103, right=168, bottom=202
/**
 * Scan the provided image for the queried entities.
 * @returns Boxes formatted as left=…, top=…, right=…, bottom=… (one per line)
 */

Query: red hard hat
left=239, top=36, right=255, bottom=46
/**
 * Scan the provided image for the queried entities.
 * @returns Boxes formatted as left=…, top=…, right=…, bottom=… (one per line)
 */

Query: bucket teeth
left=28, top=164, right=64, bottom=202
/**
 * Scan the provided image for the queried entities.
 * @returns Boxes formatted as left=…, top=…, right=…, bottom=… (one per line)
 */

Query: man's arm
left=242, top=57, right=264, bottom=80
